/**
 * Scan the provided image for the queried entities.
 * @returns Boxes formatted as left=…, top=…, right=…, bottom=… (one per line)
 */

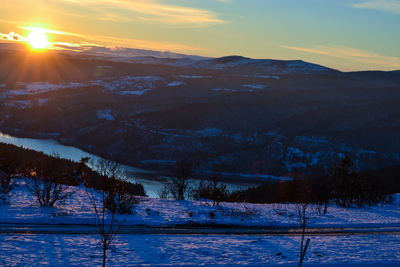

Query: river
left=0, top=132, right=168, bottom=197
left=0, top=132, right=257, bottom=197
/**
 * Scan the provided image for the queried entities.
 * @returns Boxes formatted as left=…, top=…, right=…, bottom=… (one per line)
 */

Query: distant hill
left=0, top=44, right=399, bottom=178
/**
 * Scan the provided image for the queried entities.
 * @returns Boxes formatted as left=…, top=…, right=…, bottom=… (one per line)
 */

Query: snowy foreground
left=1, top=233, right=399, bottom=266
left=1, top=179, right=400, bottom=228
left=0, top=179, right=400, bottom=266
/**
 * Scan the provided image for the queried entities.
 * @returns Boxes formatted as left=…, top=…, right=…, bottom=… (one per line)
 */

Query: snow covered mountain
left=100, top=54, right=336, bottom=75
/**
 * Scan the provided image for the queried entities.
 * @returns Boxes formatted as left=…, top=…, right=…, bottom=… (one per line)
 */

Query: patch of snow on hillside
left=91, top=80, right=104, bottom=86
left=98, top=65, right=113, bottom=69
left=283, top=146, right=345, bottom=171
left=195, top=128, right=224, bottom=137
left=104, top=76, right=164, bottom=91
left=5, top=100, right=32, bottom=109
left=178, top=75, right=211, bottom=79
left=119, top=90, right=151, bottom=96
left=284, top=147, right=308, bottom=171
left=254, top=74, right=281, bottom=80
left=167, top=81, right=186, bottom=87
left=285, top=61, right=328, bottom=73
left=38, top=98, right=49, bottom=106
left=212, top=88, right=238, bottom=92
left=254, top=74, right=271, bottom=79
left=243, top=84, right=266, bottom=90
left=9, top=82, right=84, bottom=95
left=25, top=82, right=83, bottom=91
left=296, top=136, right=329, bottom=146
left=97, top=109, right=115, bottom=121
left=356, top=149, right=377, bottom=157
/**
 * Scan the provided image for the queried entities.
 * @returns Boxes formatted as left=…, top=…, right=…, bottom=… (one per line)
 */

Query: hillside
left=0, top=45, right=399, bottom=179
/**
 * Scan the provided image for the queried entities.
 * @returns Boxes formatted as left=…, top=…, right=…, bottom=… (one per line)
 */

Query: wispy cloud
left=0, top=28, right=204, bottom=54
left=353, top=0, right=400, bottom=15
left=62, top=0, right=225, bottom=26
left=21, top=26, right=85, bottom=37
left=1, top=26, right=86, bottom=48
left=283, top=45, right=400, bottom=69
left=0, top=32, right=26, bottom=42
left=87, top=34, right=205, bottom=52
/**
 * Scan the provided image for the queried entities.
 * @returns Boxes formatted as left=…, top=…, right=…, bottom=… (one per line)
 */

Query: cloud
left=0, top=32, right=26, bottom=42
left=87, top=34, right=204, bottom=52
left=62, top=0, right=225, bottom=26
left=51, top=44, right=206, bottom=59
left=283, top=45, right=400, bottom=69
left=353, top=0, right=400, bottom=15
left=21, top=26, right=84, bottom=37
left=0, top=28, right=204, bottom=54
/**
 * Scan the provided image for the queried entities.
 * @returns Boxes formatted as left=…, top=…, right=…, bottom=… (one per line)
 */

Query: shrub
left=0, top=148, right=19, bottom=203
left=0, top=171, right=13, bottom=203
left=160, top=159, right=192, bottom=200
left=90, top=159, right=140, bottom=214
left=191, top=180, right=230, bottom=206
left=104, top=179, right=139, bottom=214
left=332, top=157, right=382, bottom=208
left=308, top=173, right=332, bottom=214
left=24, top=158, right=72, bottom=207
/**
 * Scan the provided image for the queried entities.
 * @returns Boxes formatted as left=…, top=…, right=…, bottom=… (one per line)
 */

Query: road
left=1, top=223, right=400, bottom=235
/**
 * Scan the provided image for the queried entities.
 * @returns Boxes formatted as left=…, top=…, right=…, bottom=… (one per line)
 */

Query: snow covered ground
left=6, top=82, right=84, bottom=96
left=1, top=179, right=400, bottom=228
left=1, top=232, right=399, bottom=266
left=0, top=179, right=399, bottom=266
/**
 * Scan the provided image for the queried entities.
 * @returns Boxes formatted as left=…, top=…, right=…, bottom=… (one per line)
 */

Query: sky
left=0, top=0, right=399, bottom=71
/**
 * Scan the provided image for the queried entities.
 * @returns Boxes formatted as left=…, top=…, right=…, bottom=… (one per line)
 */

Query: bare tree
left=87, top=186, right=120, bottom=267
left=160, top=159, right=192, bottom=200
left=308, top=171, right=332, bottom=215
left=332, top=156, right=379, bottom=208
left=191, top=179, right=230, bottom=206
left=24, top=157, right=71, bottom=207
left=296, top=202, right=310, bottom=267
left=87, top=159, right=131, bottom=267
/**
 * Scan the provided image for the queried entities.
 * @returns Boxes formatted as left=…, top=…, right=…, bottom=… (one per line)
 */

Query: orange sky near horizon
left=0, top=0, right=400, bottom=71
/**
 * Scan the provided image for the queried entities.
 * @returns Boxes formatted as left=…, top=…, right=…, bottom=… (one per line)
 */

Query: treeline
left=230, top=158, right=399, bottom=207
left=0, top=143, right=145, bottom=200
left=162, top=158, right=398, bottom=211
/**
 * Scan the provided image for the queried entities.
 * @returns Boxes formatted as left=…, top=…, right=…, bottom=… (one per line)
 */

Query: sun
left=27, top=30, right=49, bottom=50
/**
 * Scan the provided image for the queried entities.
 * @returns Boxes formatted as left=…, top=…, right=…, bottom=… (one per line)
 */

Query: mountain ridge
left=1, top=42, right=399, bottom=73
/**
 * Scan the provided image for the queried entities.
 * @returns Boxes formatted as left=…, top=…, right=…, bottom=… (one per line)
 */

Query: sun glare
left=27, top=30, right=49, bottom=50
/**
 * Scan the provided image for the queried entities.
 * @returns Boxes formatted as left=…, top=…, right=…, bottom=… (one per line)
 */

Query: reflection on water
left=0, top=132, right=99, bottom=163
left=0, top=132, right=163, bottom=197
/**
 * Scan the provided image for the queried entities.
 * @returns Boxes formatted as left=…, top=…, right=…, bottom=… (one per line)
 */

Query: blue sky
left=0, top=0, right=399, bottom=71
